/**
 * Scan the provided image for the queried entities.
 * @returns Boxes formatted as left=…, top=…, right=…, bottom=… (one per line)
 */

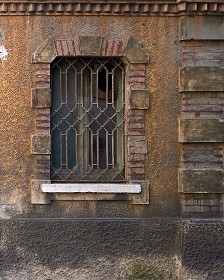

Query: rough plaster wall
left=0, top=15, right=180, bottom=218
left=0, top=18, right=34, bottom=218
left=2, top=219, right=224, bottom=280
left=0, top=219, right=180, bottom=280
left=145, top=17, right=180, bottom=217
left=181, top=220, right=224, bottom=280
left=1, top=14, right=223, bottom=280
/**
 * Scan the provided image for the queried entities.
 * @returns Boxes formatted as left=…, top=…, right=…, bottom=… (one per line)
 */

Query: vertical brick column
left=31, top=63, right=51, bottom=180
left=126, top=64, right=148, bottom=181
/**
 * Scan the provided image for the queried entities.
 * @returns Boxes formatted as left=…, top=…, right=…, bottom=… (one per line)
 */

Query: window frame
left=31, top=36, right=149, bottom=204
left=50, top=56, right=126, bottom=183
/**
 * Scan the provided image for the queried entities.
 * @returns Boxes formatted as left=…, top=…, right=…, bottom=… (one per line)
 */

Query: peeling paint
left=0, top=45, right=8, bottom=60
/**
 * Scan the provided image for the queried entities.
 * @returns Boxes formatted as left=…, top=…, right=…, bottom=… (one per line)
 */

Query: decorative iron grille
left=50, top=57, right=126, bottom=182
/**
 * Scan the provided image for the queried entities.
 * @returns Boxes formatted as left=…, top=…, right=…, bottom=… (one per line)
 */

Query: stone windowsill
left=31, top=180, right=149, bottom=205
left=41, top=183, right=141, bottom=194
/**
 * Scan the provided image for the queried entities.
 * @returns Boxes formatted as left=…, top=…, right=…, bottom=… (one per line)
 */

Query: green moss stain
left=126, top=264, right=164, bottom=280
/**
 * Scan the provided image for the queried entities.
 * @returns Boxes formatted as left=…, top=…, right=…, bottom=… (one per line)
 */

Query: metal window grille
left=50, top=57, right=126, bottom=182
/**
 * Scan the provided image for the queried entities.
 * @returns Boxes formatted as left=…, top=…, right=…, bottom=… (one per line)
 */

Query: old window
left=50, top=57, right=126, bottom=182
left=31, top=36, right=149, bottom=204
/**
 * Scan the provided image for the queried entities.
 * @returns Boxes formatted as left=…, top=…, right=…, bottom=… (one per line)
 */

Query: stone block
left=80, top=36, right=102, bottom=56
left=179, top=169, right=224, bottom=193
left=30, top=180, right=51, bottom=204
left=32, top=36, right=57, bottom=63
left=181, top=16, right=224, bottom=40
left=180, top=119, right=224, bottom=143
left=129, top=90, right=149, bottom=109
left=125, top=37, right=149, bottom=64
left=180, top=67, right=224, bottom=92
left=128, top=136, right=147, bottom=154
left=129, top=181, right=149, bottom=204
left=32, top=88, right=51, bottom=108
left=31, top=134, right=51, bottom=154
left=41, top=183, right=141, bottom=194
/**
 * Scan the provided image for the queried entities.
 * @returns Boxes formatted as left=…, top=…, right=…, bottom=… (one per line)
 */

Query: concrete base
left=1, top=219, right=224, bottom=280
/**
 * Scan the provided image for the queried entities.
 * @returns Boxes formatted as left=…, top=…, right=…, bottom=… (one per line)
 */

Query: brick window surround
left=30, top=36, right=149, bottom=205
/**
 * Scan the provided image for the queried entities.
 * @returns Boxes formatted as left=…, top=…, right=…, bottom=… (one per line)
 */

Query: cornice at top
left=0, top=1, right=224, bottom=15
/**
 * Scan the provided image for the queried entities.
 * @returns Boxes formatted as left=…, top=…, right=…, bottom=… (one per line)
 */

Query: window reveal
left=50, top=57, right=126, bottom=182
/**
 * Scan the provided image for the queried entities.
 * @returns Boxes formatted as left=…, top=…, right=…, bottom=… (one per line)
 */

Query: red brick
left=128, top=70, right=145, bottom=77
left=129, top=167, right=145, bottom=174
left=128, top=64, right=146, bottom=71
left=106, top=40, right=115, bottom=56
left=67, top=40, right=76, bottom=56
left=127, top=154, right=145, bottom=162
left=36, top=155, right=50, bottom=179
left=128, top=76, right=146, bottom=83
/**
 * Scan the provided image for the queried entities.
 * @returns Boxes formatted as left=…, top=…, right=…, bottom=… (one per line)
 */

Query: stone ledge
left=30, top=180, right=149, bottom=205
left=179, top=169, right=224, bottom=193
left=41, top=183, right=141, bottom=193
left=180, top=119, right=224, bottom=143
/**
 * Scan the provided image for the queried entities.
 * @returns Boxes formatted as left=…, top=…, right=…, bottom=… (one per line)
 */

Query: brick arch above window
left=31, top=36, right=150, bottom=205
left=32, top=36, right=149, bottom=64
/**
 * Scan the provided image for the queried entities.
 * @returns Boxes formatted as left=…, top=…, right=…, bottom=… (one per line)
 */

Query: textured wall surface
left=181, top=219, right=224, bottom=280
left=0, top=15, right=180, bottom=218
left=1, top=8, right=224, bottom=280
left=179, top=18, right=224, bottom=217
left=0, top=219, right=180, bottom=280
left=1, top=219, right=224, bottom=280
left=0, top=14, right=181, bottom=279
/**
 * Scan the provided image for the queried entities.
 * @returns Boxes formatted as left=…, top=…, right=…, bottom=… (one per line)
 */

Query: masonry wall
left=179, top=17, right=224, bottom=218
left=0, top=2, right=224, bottom=280
left=0, top=15, right=180, bottom=218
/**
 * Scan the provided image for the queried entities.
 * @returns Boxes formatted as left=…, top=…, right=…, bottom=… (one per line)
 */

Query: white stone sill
left=41, top=183, right=141, bottom=194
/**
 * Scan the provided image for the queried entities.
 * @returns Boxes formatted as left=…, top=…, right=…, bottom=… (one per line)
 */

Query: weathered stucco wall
left=0, top=15, right=180, bottom=219
left=1, top=7, right=224, bottom=280
left=0, top=14, right=182, bottom=280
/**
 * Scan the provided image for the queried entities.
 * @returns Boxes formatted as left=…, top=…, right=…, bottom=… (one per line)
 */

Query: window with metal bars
left=50, top=57, right=126, bottom=182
